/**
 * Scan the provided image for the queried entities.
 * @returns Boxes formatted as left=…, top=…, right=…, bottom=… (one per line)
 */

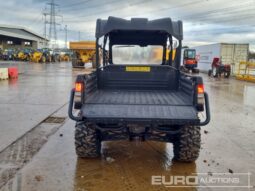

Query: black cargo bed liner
left=85, top=90, right=192, bottom=105
left=82, top=90, right=199, bottom=124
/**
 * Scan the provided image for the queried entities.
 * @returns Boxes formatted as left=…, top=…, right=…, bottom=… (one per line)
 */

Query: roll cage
left=94, top=16, right=183, bottom=69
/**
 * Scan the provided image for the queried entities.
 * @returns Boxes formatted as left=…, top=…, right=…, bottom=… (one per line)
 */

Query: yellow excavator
left=69, top=41, right=97, bottom=68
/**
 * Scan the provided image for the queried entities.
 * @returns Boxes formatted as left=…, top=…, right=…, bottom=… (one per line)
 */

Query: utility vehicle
left=69, top=17, right=210, bottom=162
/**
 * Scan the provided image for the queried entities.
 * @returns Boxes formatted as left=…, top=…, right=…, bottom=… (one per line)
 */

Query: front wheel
left=75, top=122, right=101, bottom=158
left=173, top=126, right=201, bottom=162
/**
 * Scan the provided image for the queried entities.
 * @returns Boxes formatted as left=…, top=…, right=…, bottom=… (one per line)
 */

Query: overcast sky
left=1, top=0, right=255, bottom=50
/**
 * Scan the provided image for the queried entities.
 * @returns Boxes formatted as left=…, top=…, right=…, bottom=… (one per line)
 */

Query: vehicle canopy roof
left=95, top=17, right=183, bottom=46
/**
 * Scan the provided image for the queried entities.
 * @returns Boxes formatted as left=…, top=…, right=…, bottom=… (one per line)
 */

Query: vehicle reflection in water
left=205, top=75, right=255, bottom=108
left=8, top=78, right=18, bottom=87
left=243, top=85, right=255, bottom=107
left=73, top=141, right=197, bottom=191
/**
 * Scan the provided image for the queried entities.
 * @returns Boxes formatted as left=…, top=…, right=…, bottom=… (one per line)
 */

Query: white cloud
left=1, top=0, right=254, bottom=50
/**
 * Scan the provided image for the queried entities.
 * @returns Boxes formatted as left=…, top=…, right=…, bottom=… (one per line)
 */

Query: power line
left=43, top=12, right=47, bottom=39
left=126, top=0, right=212, bottom=18
left=69, top=0, right=254, bottom=27
left=179, top=1, right=255, bottom=22
left=63, top=0, right=123, bottom=14
left=62, top=0, right=209, bottom=41
left=58, top=0, right=255, bottom=44
left=64, top=0, right=206, bottom=22
left=64, top=25, right=68, bottom=48
left=64, top=0, right=153, bottom=22
left=28, top=13, right=43, bottom=26
left=61, top=0, right=92, bottom=9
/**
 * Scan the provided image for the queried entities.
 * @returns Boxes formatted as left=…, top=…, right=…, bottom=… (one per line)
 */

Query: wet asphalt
left=0, top=61, right=75, bottom=152
left=0, top=62, right=255, bottom=191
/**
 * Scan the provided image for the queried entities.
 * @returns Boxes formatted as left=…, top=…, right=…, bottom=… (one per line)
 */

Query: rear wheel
left=224, top=71, right=230, bottom=78
left=72, top=58, right=84, bottom=68
left=41, top=56, right=46, bottom=63
left=75, top=122, right=101, bottom=158
left=192, top=68, right=199, bottom=73
left=208, top=69, right=212, bottom=76
left=180, top=66, right=189, bottom=73
left=173, top=126, right=201, bottom=162
left=92, top=54, right=97, bottom=69
left=212, top=66, right=218, bottom=77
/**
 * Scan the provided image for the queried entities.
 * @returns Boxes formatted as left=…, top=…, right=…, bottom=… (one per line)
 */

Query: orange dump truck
left=69, top=41, right=97, bottom=68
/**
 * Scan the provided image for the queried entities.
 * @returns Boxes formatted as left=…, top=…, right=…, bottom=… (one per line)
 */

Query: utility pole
left=64, top=25, right=67, bottom=49
left=44, top=0, right=62, bottom=49
left=78, top=31, right=81, bottom=41
left=43, top=12, right=47, bottom=48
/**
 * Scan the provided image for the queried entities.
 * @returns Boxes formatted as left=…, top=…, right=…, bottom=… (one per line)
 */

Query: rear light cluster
left=197, top=84, right=205, bottom=111
left=74, top=82, right=84, bottom=109
left=197, top=84, right=204, bottom=94
left=75, top=82, right=84, bottom=92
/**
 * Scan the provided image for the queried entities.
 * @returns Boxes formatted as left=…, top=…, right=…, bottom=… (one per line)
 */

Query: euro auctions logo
left=151, top=173, right=252, bottom=188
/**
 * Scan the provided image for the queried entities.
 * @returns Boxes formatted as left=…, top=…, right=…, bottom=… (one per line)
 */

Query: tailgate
left=82, top=104, right=198, bottom=120
left=82, top=104, right=199, bottom=125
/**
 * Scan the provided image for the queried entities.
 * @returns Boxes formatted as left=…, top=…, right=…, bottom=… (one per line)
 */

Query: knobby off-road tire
left=92, top=54, right=97, bottom=69
left=208, top=69, right=212, bottom=77
left=192, top=68, right=199, bottom=74
left=212, top=66, right=218, bottom=78
left=41, top=56, right=46, bottom=63
left=173, top=126, right=201, bottom=162
left=75, top=122, right=101, bottom=158
left=224, top=71, right=230, bottom=78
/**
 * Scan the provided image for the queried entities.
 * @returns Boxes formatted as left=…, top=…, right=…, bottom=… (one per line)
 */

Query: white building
left=193, top=43, right=249, bottom=75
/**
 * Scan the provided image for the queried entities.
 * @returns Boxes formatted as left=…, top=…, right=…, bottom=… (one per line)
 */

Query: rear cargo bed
left=85, top=90, right=192, bottom=105
left=82, top=90, right=199, bottom=124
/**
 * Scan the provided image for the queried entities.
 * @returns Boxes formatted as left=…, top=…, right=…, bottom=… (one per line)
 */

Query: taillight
left=74, top=82, right=84, bottom=109
left=197, top=84, right=204, bottom=94
left=75, top=82, right=83, bottom=92
left=197, top=84, right=205, bottom=111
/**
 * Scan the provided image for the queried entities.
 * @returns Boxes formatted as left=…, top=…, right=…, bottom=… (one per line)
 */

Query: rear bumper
left=199, top=92, right=210, bottom=126
left=68, top=89, right=82, bottom=121
left=80, top=116, right=200, bottom=126
left=68, top=89, right=210, bottom=126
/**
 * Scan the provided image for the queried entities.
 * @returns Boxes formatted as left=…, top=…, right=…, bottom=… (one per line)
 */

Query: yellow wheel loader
left=30, top=50, right=43, bottom=63
left=30, top=49, right=52, bottom=63
left=17, top=49, right=31, bottom=61
left=59, top=50, right=71, bottom=62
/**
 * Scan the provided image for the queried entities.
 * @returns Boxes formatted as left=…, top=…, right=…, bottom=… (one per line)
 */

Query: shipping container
left=193, top=43, right=249, bottom=75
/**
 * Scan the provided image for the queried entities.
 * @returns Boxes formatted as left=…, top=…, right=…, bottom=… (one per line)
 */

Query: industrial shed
left=193, top=43, right=249, bottom=75
left=0, top=25, right=48, bottom=50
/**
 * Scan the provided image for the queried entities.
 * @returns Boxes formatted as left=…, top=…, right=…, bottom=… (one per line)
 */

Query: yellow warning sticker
left=125, top=66, right=151, bottom=72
